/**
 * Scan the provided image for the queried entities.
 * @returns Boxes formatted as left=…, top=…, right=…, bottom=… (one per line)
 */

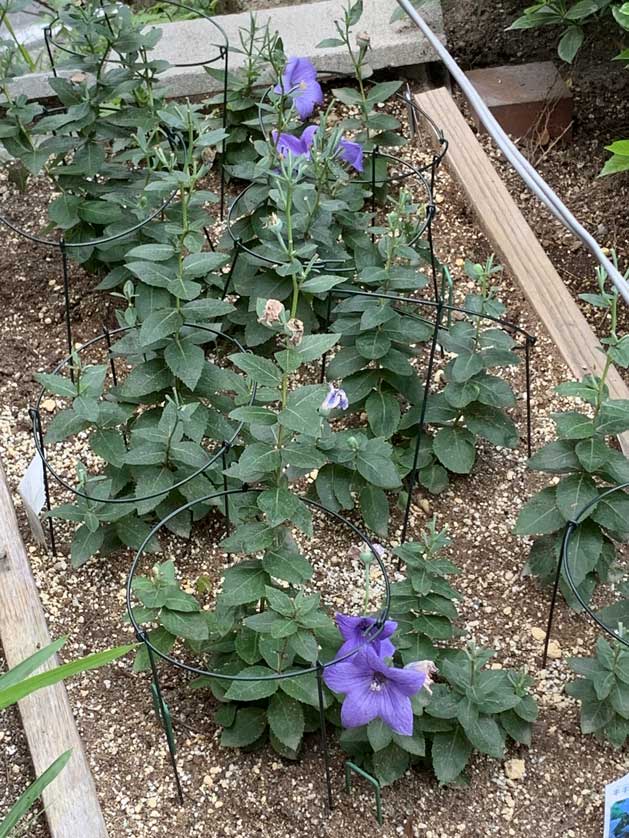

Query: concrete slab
left=5, top=0, right=444, bottom=101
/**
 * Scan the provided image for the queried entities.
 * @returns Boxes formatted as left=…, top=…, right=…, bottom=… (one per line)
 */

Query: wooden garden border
left=416, top=86, right=629, bottom=456
left=0, top=456, right=108, bottom=837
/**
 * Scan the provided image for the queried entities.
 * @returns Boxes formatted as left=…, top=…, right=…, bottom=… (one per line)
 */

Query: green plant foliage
left=566, top=635, right=629, bottom=747
left=516, top=261, right=629, bottom=608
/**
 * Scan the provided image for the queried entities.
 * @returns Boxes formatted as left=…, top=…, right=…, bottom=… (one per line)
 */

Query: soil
left=1, top=12, right=629, bottom=838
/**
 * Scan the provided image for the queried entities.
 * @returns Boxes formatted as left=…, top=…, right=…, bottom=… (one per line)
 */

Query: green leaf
left=0, top=750, right=72, bottom=837
left=118, top=360, right=172, bottom=398
left=0, top=644, right=134, bottom=710
left=138, top=308, right=183, bottom=347
left=372, top=742, right=410, bottom=786
left=592, top=492, right=629, bottom=533
left=224, top=666, right=279, bottom=701
left=220, top=707, right=267, bottom=747
left=431, top=727, right=472, bottom=784
left=558, top=25, right=584, bottom=63
left=229, top=353, right=282, bottom=388
left=160, top=609, right=209, bottom=642
left=555, top=473, right=599, bottom=522
left=90, top=429, right=126, bottom=469
left=552, top=411, right=595, bottom=440
left=575, top=437, right=613, bottom=472
left=433, top=426, right=476, bottom=474
left=182, top=251, right=230, bottom=277
left=514, top=487, right=564, bottom=535
left=0, top=638, right=66, bottom=692
left=70, top=524, right=104, bottom=567
left=280, top=671, right=331, bottom=708
left=262, top=549, right=314, bottom=585
left=221, top=561, right=269, bottom=607
left=367, top=717, right=393, bottom=751
left=595, top=401, right=629, bottom=435
left=267, top=692, right=304, bottom=751
left=164, top=337, right=206, bottom=390
left=257, top=488, right=312, bottom=535
left=34, top=372, right=77, bottom=398
left=278, top=384, right=327, bottom=434
left=360, top=485, right=389, bottom=537
left=356, top=438, right=401, bottom=489
left=527, top=440, right=580, bottom=474
left=366, top=390, right=401, bottom=438
left=126, top=243, right=175, bottom=261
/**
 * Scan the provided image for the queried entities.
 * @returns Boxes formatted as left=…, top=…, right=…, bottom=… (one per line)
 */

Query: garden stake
left=222, top=240, right=241, bottom=300
left=221, top=443, right=231, bottom=531
left=203, top=227, right=216, bottom=251
left=370, top=145, right=379, bottom=244
left=219, top=44, right=229, bottom=220
left=404, top=83, right=417, bottom=139
left=29, top=406, right=57, bottom=557
left=344, top=761, right=383, bottom=825
left=60, top=240, right=74, bottom=373
left=319, top=294, right=333, bottom=384
left=426, top=206, right=439, bottom=304
left=542, top=521, right=575, bottom=668
left=400, top=301, right=445, bottom=548
left=525, top=335, right=536, bottom=459
left=316, top=661, right=334, bottom=814
left=143, top=634, right=184, bottom=804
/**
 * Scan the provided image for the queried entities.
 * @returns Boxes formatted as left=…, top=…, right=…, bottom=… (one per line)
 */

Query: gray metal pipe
left=396, top=0, right=629, bottom=305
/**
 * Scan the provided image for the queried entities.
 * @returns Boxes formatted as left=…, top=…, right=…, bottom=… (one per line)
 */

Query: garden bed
left=0, top=97, right=627, bottom=837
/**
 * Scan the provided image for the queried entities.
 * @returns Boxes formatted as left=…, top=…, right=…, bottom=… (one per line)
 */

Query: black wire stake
left=542, top=522, right=574, bottom=668
left=221, top=443, right=231, bottom=532
left=319, top=294, right=333, bottom=384
left=60, top=239, right=73, bottom=373
left=370, top=145, right=379, bottom=245
left=426, top=205, right=439, bottom=305
left=399, top=301, right=444, bottom=550
left=221, top=240, right=241, bottom=300
left=219, top=44, right=229, bottom=221
left=316, top=661, right=334, bottom=814
left=525, top=335, right=536, bottom=459
left=143, top=632, right=184, bottom=805
left=29, top=407, right=57, bottom=557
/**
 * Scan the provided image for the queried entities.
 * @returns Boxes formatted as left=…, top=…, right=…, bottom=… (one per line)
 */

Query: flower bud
left=356, top=31, right=370, bottom=49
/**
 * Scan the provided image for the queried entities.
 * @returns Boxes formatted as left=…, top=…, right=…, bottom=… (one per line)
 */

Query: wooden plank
left=416, top=86, right=629, bottom=456
left=0, top=456, right=108, bottom=838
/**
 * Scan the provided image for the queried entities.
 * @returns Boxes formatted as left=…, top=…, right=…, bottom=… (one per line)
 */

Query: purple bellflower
left=274, top=57, right=323, bottom=120
left=338, top=138, right=364, bottom=173
left=321, top=383, right=348, bottom=411
left=323, top=645, right=427, bottom=736
left=335, top=613, right=397, bottom=660
left=272, top=125, right=318, bottom=161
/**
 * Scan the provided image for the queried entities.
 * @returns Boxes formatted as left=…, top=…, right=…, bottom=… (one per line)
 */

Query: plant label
left=18, top=454, right=46, bottom=545
left=604, top=772, right=629, bottom=838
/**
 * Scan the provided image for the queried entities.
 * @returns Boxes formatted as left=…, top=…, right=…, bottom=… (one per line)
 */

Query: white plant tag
left=604, top=772, right=629, bottom=838
left=18, top=454, right=46, bottom=545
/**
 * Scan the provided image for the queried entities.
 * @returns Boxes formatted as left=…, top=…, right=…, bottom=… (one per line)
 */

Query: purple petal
left=340, top=682, right=379, bottom=728
left=376, top=685, right=414, bottom=735
left=339, top=138, right=364, bottom=173
left=294, top=79, right=324, bottom=120
left=301, top=124, right=318, bottom=152
left=274, top=131, right=306, bottom=158
left=285, top=56, right=317, bottom=86
left=323, top=656, right=371, bottom=694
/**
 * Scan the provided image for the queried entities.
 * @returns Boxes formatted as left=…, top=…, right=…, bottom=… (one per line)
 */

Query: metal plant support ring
left=126, top=488, right=392, bottom=809
left=543, top=482, right=629, bottom=666
left=30, top=324, right=256, bottom=528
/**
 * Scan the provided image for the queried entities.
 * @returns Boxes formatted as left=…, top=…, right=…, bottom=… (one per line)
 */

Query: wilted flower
left=274, top=57, right=323, bottom=120
left=201, top=146, right=216, bottom=166
left=323, top=645, right=427, bottom=735
left=321, top=383, right=348, bottom=411
left=348, top=543, right=386, bottom=563
left=356, top=31, right=371, bottom=49
left=338, top=138, right=364, bottom=173
left=258, top=298, right=285, bottom=325
left=286, top=317, right=304, bottom=346
left=272, top=126, right=318, bottom=161
left=405, top=660, right=438, bottom=694
left=334, top=613, right=397, bottom=659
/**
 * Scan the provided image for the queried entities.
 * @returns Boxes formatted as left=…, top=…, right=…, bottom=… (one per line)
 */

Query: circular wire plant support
left=226, top=148, right=435, bottom=284
left=30, top=324, right=256, bottom=551
left=126, top=487, right=392, bottom=808
left=543, top=482, right=629, bottom=666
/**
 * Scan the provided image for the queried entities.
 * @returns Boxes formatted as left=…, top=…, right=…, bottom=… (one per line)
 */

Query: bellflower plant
left=274, top=56, right=323, bottom=120
left=324, top=645, right=427, bottom=735
left=338, top=137, right=364, bottom=172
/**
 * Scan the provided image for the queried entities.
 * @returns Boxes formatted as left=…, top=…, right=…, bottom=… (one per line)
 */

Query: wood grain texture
left=0, top=456, right=108, bottom=838
left=417, top=87, right=629, bottom=455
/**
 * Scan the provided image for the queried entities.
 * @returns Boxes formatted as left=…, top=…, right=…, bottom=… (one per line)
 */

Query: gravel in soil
left=1, top=96, right=629, bottom=838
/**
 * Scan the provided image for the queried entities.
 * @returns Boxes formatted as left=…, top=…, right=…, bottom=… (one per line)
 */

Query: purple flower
left=321, top=383, right=348, bottom=411
left=335, top=613, right=397, bottom=660
left=272, top=126, right=318, bottom=161
left=323, top=645, right=427, bottom=735
left=274, top=57, right=323, bottom=120
left=338, top=138, right=364, bottom=173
